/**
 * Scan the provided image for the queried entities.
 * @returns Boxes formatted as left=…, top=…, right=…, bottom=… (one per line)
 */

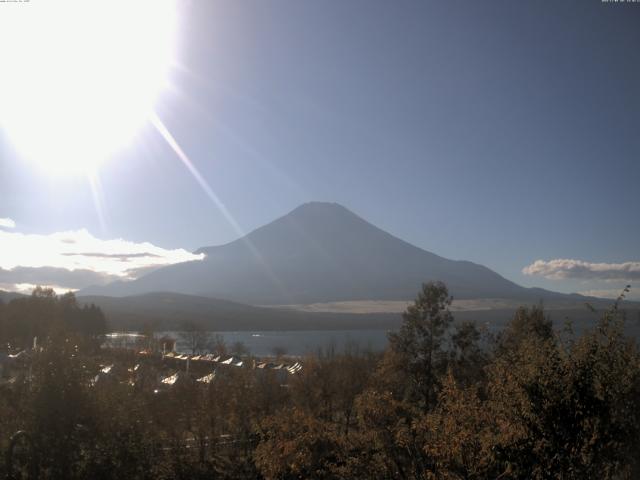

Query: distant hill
left=77, top=292, right=399, bottom=331
left=0, top=290, right=26, bottom=304
left=2, top=288, right=635, bottom=333
left=2, top=286, right=635, bottom=334
left=77, top=292, right=639, bottom=334
left=81, top=202, right=586, bottom=305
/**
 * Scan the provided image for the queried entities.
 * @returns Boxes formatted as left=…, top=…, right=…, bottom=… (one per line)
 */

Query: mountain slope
left=80, top=202, right=572, bottom=304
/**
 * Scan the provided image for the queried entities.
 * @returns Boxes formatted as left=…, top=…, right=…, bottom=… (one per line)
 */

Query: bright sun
left=0, top=0, right=177, bottom=176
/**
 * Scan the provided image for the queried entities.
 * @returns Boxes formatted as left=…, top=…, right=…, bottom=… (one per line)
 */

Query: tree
left=495, top=304, right=553, bottom=355
left=210, top=333, right=228, bottom=356
left=0, top=288, right=107, bottom=351
left=350, top=282, right=459, bottom=479
left=230, top=341, right=249, bottom=357
left=271, top=345, right=288, bottom=359
left=28, top=335, right=97, bottom=478
left=482, top=300, right=640, bottom=479
left=387, top=281, right=454, bottom=410
left=420, top=372, right=502, bottom=479
left=179, top=321, right=213, bottom=355
left=255, top=409, right=342, bottom=480
left=449, top=320, right=487, bottom=385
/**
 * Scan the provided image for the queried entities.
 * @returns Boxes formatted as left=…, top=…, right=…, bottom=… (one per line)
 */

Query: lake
left=107, top=314, right=640, bottom=358
left=174, top=329, right=393, bottom=357
left=107, top=329, right=393, bottom=357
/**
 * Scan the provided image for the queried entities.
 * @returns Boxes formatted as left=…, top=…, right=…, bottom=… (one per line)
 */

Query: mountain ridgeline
left=80, top=202, right=574, bottom=305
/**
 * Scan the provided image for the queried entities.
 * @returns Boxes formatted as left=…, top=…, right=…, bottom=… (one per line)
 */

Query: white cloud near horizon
left=0, top=282, right=72, bottom=295
left=0, top=228, right=204, bottom=292
left=0, top=218, right=16, bottom=229
left=523, top=258, right=640, bottom=281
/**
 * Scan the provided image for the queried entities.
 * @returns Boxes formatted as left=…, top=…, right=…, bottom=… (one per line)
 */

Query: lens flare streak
left=150, top=113, right=245, bottom=237
left=150, top=112, right=291, bottom=300
left=88, top=173, right=108, bottom=234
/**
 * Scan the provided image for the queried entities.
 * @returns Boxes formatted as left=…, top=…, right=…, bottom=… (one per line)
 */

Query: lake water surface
left=107, top=330, right=393, bottom=357
left=167, top=329, right=393, bottom=357
left=111, top=315, right=640, bottom=358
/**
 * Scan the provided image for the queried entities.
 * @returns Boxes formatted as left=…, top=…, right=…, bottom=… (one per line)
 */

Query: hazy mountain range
left=80, top=202, right=579, bottom=305
left=4, top=202, right=632, bottom=331
left=2, top=288, right=627, bottom=333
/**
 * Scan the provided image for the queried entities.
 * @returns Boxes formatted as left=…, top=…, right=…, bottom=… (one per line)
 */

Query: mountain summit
left=80, top=202, right=556, bottom=304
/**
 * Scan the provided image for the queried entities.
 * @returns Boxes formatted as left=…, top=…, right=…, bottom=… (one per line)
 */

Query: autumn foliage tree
left=0, top=283, right=638, bottom=479
left=0, top=287, right=107, bottom=351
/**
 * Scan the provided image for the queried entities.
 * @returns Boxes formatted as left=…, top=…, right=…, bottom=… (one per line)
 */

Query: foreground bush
left=0, top=283, right=638, bottom=479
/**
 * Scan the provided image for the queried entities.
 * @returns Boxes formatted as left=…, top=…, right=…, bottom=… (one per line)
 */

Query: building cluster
left=91, top=347, right=304, bottom=392
left=0, top=335, right=304, bottom=391
left=160, top=351, right=303, bottom=383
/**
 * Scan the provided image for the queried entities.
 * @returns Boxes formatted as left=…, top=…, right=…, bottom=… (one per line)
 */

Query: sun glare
left=0, top=0, right=177, bottom=176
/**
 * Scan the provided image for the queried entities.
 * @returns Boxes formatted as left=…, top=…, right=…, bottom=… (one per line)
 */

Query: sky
left=0, top=0, right=639, bottom=299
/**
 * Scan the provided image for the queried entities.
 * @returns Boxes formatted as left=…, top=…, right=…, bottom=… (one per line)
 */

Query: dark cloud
left=62, top=252, right=162, bottom=262
left=0, top=266, right=121, bottom=290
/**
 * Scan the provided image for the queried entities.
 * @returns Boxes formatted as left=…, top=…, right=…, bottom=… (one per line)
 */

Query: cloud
left=523, top=259, right=640, bottom=281
left=0, top=218, right=16, bottom=229
left=0, top=283, right=69, bottom=295
left=0, top=228, right=204, bottom=292
left=0, top=266, right=119, bottom=290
